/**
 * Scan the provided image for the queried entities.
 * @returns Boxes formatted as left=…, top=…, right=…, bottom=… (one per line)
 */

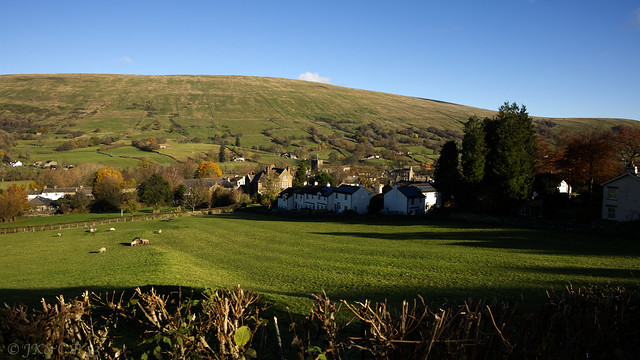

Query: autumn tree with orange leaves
left=194, top=161, right=222, bottom=178
left=92, top=167, right=126, bottom=211
left=0, top=184, right=30, bottom=222
left=554, top=130, right=619, bottom=202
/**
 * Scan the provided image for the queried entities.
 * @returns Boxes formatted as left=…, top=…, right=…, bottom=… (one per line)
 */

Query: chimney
left=628, top=164, right=638, bottom=175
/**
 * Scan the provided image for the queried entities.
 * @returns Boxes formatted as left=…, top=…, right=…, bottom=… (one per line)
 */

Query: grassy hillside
left=1, top=74, right=638, bottom=168
left=0, top=212, right=638, bottom=313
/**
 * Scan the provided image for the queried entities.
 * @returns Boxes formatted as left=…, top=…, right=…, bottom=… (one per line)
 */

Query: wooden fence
left=0, top=204, right=241, bottom=234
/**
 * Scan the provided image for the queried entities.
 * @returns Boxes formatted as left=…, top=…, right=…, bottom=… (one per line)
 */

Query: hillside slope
left=0, top=74, right=638, bottom=167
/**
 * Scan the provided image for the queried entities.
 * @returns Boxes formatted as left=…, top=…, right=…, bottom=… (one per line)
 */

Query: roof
left=334, top=185, right=360, bottom=194
left=414, top=185, right=437, bottom=192
left=398, top=186, right=425, bottom=198
left=28, top=196, right=55, bottom=206
left=601, top=171, right=640, bottom=186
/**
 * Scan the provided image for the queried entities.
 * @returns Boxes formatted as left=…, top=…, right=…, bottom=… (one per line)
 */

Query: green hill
left=1, top=74, right=638, bottom=168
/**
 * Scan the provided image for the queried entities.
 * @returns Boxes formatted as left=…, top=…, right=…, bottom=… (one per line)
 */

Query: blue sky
left=1, top=0, right=639, bottom=120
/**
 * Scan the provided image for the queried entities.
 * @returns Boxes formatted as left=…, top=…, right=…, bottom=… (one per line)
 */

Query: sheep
left=89, top=227, right=97, bottom=233
left=131, top=237, right=150, bottom=246
left=109, top=227, right=116, bottom=231
left=98, top=247, right=106, bottom=253
left=155, top=229, right=162, bottom=234
left=56, top=233, right=62, bottom=237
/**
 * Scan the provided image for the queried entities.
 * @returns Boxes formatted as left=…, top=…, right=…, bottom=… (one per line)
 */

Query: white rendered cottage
left=383, top=185, right=426, bottom=215
left=601, top=166, right=640, bottom=221
left=328, top=185, right=373, bottom=214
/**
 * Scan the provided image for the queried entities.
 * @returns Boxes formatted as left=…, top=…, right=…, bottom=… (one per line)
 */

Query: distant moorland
left=1, top=74, right=639, bottom=170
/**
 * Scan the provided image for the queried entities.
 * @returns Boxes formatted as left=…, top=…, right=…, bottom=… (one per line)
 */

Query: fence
left=0, top=204, right=242, bottom=234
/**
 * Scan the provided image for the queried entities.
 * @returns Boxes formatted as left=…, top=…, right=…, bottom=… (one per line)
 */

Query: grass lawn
left=0, top=211, right=638, bottom=315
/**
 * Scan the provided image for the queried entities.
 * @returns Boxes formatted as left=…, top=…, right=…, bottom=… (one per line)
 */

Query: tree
left=183, top=179, right=210, bottom=211
left=218, top=146, right=227, bottom=163
left=433, top=140, right=460, bottom=206
left=555, top=129, right=618, bottom=202
left=195, top=161, right=222, bottom=178
left=122, top=198, right=141, bottom=215
left=138, top=173, right=173, bottom=210
left=235, top=136, right=241, bottom=147
left=0, top=184, right=29, bottom=222
left=484, top=102, right=536, bottom=207
left=313, top=171, right=335, bottom=187
left=173, top=184, right=187, bottom=205
left=92, top=168, right=125, bottom=212
left=293, top=160, right=307, bottom=187
left=612, top=125, right=640, bottom=167
left=461, top=116, right=486, bottom=186
left=460, top=116, right=487, bottom=208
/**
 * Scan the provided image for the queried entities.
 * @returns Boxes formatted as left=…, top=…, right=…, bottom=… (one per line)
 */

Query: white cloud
left=114, top=56, right=134, bottom=64
left=297, top=72, right=331, bottom=84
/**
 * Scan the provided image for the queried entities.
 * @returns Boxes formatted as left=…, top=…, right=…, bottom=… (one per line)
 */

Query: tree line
left=434, top=102, right=640, bottom=214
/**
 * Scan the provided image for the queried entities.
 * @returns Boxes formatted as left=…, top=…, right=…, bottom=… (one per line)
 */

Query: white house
left=27, top=186, right=91, bottom=201
left=292, top=185, right=334, bottom=211
left=328, top=185, right=372, bottom=214
left=601, top=166, right=640, bottom=222
left=558, top=180, right=572, bottom=194
left=383, top=185, right=426, bottom=215
left=413, top=184, right=440, bottom=210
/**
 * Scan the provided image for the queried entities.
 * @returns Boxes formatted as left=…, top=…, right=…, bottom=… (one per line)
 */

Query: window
left=607, top=187, right=618, bottom=200
left=607, top=206, right=616, bottom=219
left=344, top=194, right=347, bottom=200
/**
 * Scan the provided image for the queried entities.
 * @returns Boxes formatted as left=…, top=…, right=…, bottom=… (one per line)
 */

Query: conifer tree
left=433, top=140, right=460, bottom=206
left=293, top=160, right=307, bottom=187
left=484, top=102, right=536, bottom=206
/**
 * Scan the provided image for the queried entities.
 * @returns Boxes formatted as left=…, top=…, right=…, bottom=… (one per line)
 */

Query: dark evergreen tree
left=218, top=145, right=227, bottom=163
left=293, top=160, right=307, bottom=187
left=138, top=173, right=173, bottom=210
left=461, top=116, right=487, bottom=186
left=313, top=171, right=335, bottom=187
left=433, top=140, right=460, bottom=206
left=484, top=102, right=536, bottom=208
left=460, top=116, right=487, bottom=208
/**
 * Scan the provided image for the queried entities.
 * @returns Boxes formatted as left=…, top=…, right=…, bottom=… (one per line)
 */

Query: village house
left=248, top=165, right=292, bottom=195
left=413, top=184, right=440, bottom=210
left=277, top=184, right=372, bottom=214
left=328, top=184, right=372, bottom=214
left=388, top=167, right=414, bottom=182
left=601, top=165, right=640, bottom=222
left=28, top=196, right=57, bottom=213
left=383, top=185, right=426, bottom=215
left=27, top=186, right=92, bottom=201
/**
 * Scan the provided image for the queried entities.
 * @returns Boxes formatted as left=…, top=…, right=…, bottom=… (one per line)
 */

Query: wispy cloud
left=297, top=72, right=331, bottom=84
left=114, top=56, right=134, bottom=64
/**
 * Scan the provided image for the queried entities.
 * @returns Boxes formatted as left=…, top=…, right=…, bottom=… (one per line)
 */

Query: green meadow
left=1, top=212, right=637, bottom=314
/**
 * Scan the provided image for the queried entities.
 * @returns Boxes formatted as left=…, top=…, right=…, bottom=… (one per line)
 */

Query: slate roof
left=414, top=185, right=437, bottom=192
left=334, top=185, right=360, bottom=194
left=28, top=196, right=55, bottom=207
left=398, top=186, right=425, bottom=198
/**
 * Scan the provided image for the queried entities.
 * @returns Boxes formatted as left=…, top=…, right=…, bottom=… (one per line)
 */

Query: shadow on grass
left=516, top=266, right=640, bottom=280
left=310, top=228, right=640, bottom=257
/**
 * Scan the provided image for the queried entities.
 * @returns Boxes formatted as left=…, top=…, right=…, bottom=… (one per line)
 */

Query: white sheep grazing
left=56, top=233, right=62, bottom=237
left=89, top=227, right=97, bottom=233
left=98, top=247, right=106, bottom=253
left=155, top=229, right=162, bottom=234
left=109, top=228, right=116, bottom=231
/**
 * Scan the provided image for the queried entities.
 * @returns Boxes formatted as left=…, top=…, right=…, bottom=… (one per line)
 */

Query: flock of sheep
left=55, top=226, right=163, bottom=253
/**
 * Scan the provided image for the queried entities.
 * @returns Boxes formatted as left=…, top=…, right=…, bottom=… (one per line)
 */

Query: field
left=1, top=211, right=638, bottom=314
